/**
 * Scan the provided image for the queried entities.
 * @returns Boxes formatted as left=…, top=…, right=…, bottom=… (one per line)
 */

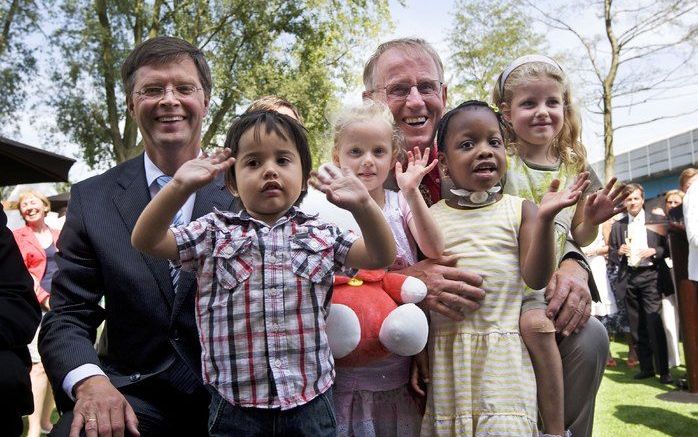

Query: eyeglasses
left=370, top=79, right=443, bottom=101
left=134, top=85, right=202, bottom=100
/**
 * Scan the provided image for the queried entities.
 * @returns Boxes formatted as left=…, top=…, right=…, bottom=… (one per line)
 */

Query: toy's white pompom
left=326, top=304, right=361, bottom=359
left=379, top=303, right=428, bottom=356
left=400, top=276, right=427, bottom=303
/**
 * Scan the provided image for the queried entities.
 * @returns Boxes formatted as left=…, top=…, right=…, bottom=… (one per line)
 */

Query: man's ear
left=499, top=102, right=511, bottom=123
left=127, top=96, right=135, bottom=118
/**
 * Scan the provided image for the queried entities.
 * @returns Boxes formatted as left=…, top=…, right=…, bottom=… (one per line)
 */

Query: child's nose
left=477, top=145, right=494, bottom=158
left=262, top=164, right=278, bottom=178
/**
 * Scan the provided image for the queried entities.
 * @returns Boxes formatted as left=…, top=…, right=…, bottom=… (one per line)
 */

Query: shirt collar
left=629, top=208, right=645, bottom=224
left=213, top=205, right=313, bottom=226
left=143, top=152, right=165, bottom=188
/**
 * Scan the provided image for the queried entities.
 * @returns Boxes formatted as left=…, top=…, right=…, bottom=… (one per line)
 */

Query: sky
left=10, top=0, right=698, bottom=183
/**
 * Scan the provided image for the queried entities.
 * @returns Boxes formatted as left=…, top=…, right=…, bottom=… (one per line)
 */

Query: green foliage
left=47, top=0, right=391, bottom=168
left=0, top=0, right=45, bottom=127
left=447, top=0, right=545, bottom=103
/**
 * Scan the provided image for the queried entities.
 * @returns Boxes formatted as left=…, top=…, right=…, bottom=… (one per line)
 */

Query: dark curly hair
left=435, top=100, right=505, bottom=153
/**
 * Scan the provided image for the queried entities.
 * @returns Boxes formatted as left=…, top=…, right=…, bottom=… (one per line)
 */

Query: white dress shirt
left=627, top=209, right=652, bottom=267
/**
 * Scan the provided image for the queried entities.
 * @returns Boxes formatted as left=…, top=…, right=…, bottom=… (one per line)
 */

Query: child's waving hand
left=173, top=148, right=235, bottom=192
left=538, top=172, right=590, bottom=221
left=395, top=147, right=439, bottom=193
left=310, top=163, right=372, bottom=212
left=583, top=177, right=628, bottom=225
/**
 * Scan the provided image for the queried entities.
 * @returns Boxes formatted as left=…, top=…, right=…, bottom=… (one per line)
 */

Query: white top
left=627, top=209, right=651, bottom=267
left=684, top=183, right=698, bottom=281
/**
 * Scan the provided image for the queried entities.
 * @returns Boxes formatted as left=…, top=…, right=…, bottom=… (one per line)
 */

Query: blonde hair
left=332, top=101, right=404, bottom=164
left=245, top=95, right=303, bottom=123
left=17, top=190, right=51, bottom=221
left=492, top=60, right=587, bottom=172
left=665, top=189, right=684, bottom=203
left=363, top=38, right=444, bottom=91
left=679, top=167, right=698, bottom=191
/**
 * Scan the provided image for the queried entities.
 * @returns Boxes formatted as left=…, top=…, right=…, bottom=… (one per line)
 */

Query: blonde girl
left=493, top=55, right=625, bottom=436
left=326, top=101, right=443, bottom=436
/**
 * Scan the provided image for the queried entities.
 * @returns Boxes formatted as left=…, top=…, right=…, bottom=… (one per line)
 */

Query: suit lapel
left=172, top=175, right=237, bottom=318
left=113, top=155, right=175, bottom=307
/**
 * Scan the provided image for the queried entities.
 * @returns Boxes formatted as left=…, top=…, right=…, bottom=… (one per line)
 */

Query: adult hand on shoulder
left=71, top=375, right=140, bottom=437
left=399, top=255, right=485, bottom=321
left=545, top=258, right=592, bottom=337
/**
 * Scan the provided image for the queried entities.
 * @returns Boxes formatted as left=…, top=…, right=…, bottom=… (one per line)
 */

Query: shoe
left=606, top=357, right=617, bottom=367
left=633, top=371, right=655, bottom=380
left=660, top=373, right=674, bottom=384
left=627, top=359, right=639, bottom=368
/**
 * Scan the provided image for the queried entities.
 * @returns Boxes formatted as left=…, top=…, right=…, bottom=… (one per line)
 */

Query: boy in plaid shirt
left=131, top=110, right=396, bottom=436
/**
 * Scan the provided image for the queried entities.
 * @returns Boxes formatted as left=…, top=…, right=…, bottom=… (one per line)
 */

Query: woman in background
left=584, top=222, right=617, bottom=366
left=661, top=190, right=683, bottom=368
left=13, top=190, right=61, bottom=437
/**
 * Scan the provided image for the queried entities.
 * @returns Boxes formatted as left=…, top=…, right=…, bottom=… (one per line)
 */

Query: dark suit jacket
left=0, top=203, right=41, bottom=416
left=608, top=212, right=668, bottom=300
left=39, top=154, right=237, bottom=411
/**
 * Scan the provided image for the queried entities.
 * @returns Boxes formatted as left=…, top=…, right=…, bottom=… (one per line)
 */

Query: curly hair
left=492, top=60, right=587, bottom=172
left=435, top=100, right=505, bottom=153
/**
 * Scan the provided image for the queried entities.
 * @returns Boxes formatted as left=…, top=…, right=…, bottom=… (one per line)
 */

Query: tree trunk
left=0, top=0, right=19, bottom=56
left=602, top=0, right=619, bottom=182
left=603, top=91, right=615, bottom=181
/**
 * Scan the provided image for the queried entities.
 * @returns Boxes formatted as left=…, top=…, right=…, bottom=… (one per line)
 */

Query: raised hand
left=583, top=177, right=628, bottom=225
left=538, top=172, right=590, bottom=221
left=395, top=147, right=438, bottom=192
left=173, top=148, right=235, bottom=192
left=310, top=163, right=372, bottom=212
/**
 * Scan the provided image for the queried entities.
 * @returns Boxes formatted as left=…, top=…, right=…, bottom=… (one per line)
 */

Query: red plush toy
left=326, top=269, right=429, bottom=367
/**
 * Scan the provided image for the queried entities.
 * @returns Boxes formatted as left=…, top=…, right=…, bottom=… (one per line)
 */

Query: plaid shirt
left=171, top=206, right=358, bottom=410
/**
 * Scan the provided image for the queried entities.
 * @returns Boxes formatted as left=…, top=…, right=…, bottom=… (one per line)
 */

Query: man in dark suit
left=39, top=37, right=236, bottom=436
left=0, top=203, right=42, bottom=436
left=609, top=183, right=671, bottom=384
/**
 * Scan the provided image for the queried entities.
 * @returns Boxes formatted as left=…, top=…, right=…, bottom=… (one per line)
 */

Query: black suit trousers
left=624, top=267, right=669, bottom=375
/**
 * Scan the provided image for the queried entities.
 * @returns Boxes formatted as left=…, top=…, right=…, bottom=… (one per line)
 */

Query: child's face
left=233, top=127, right=304, bottom=225
left=438, top=108, right=506, bottom=192
left=504, top=77, right=564, bottom=149
left=334, top=120, right=394, bottom=196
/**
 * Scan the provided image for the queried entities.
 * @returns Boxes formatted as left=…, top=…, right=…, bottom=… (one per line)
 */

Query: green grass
left=593, top=339, right=698, bottom=436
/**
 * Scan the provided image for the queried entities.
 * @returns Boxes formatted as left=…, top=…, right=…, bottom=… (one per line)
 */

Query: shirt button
left=272, top=323, right=280, bottom=332
left=129, top=373, right=141, bottom=382
left=268, top=255, right=276, bottom=263
left=275, top=359, right=282, bottom=368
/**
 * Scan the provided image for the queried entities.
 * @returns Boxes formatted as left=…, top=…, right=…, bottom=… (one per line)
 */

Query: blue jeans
left=207, top=387, right=337, bottom=436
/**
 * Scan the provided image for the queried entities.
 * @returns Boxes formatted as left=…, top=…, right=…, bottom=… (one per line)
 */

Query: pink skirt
left=334, top=384, right=423, bottom=437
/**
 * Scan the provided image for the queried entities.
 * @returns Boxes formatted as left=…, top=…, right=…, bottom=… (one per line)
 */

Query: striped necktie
left=154, top=175, right=184, bottom=290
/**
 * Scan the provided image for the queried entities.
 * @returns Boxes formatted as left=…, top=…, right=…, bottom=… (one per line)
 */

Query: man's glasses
left=371, top=79, right=443, bottom=101
left=134, top=85, right=203, bottom=100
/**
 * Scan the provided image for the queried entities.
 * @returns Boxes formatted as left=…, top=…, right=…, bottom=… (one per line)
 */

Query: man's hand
left=71, top=375, right=140, bottom=437
left=545, top=258, right=592, bottom=336
left=618, top=244, right=630, bottom=256
left=638, top=248, right=656, bottom=260
left=399, top=255, right=485, bottom=321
